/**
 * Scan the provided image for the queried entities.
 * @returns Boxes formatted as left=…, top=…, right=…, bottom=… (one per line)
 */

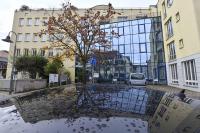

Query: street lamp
left=2, top=31, right=17, bottom=94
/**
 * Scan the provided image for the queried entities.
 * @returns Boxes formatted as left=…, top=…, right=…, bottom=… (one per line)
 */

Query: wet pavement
left=0, top=85, right=165, bottom=133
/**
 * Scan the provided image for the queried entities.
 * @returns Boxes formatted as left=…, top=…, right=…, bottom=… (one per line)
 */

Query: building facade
left=0, top=50, right=8, bottom=79
left=7, top=5, right=166, bottom=83
left=157, top=0, right=200, bottom=92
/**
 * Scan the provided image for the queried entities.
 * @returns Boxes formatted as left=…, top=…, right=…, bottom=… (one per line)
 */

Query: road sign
left=90, top=57, right=96, bottom=66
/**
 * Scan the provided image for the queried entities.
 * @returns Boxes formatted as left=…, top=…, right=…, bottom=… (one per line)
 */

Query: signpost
left=49, top=74, right=59, bottom=87
left=90, top=57, right=97, bottom=83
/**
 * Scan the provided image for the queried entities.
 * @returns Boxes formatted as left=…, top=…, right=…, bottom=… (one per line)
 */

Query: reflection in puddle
left=0, top=85, right=164, bottom=133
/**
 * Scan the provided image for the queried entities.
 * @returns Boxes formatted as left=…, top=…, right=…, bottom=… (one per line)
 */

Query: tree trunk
left=83, top=61, right=87, bottom=85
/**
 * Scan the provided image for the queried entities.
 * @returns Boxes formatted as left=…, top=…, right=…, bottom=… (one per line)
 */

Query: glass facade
left=79, top=17, right=167, bottom=84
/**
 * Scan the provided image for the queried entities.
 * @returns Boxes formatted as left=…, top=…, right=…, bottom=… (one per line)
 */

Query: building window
left=118, top=27, right=124, bottom=36
left=176, top=12, right=180, bottom=22
left=140, top=43, right=146, bottom=53
left=25, top=33, right=31, bottom=42
left=162, top=2, right=167, bottom=19
left=24, top=49, right=29, bottom=56
left=168, top=41, right=176, bottom=60
left=32, top=48, right=37, bottom=56
left=17, top=33, right=23, bottom=42
left=139, top=24, right=145, bottom=33
left=165, top=18, right=173, bottom=39
left=55, top=48, right=62, bottom=56
left=41, top=34, right=47, bottom=42
left=42, top=17, right=48, bottom=26
left=48, top=49, right=53, bottom=57
left=182, top=60, right=198, bottom=86
left=48, top=35, right=54, bottom=42
left=40, top=49, right=45, bottom=56
left=169, top=63, right=178, bottom=84
left=179, top=39, right=184, bottom=49
left=167, top=0, right=173, bottom=7
left=34, top=18, right=40, bottom=26
left=19, top=18, right=25, bottom=26
left=27, top=18, right=32, bottom=26
left=16, top=49, right=21, bottom=56
left=33, top=33, right=38, bottom=42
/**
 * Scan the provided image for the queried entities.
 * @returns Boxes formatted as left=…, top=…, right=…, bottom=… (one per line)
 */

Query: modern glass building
left=91, top=17, right=167, bottom=84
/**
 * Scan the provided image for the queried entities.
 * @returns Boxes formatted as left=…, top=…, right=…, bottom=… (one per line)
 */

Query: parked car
left=129, top=73, right=146, bottom=85
left=112, top=73, right=127, bottom=83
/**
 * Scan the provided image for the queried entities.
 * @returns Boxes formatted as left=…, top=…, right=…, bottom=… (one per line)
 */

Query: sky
left=0, top=0, right=157, bottom=51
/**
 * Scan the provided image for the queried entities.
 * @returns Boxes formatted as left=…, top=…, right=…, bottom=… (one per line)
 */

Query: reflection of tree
left=13, top=85, right=164, bottom=124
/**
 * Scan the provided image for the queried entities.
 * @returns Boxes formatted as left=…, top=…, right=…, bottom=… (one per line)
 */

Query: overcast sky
left=0, top=0, right=157, bottom=51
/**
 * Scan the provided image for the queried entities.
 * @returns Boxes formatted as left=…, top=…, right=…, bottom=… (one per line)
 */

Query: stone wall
left=0, top=79, right=47, bottom=93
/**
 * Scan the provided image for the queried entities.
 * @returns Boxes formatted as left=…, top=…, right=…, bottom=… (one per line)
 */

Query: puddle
left=0, top=85, right=164, bottom=133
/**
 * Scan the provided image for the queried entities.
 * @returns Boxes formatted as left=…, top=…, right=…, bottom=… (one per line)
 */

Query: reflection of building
left=148, top=17, right=167, bottom=84
left=0, top=50, right=8, bottom=79
left=13, top=85, right=164, bottom=123
left=149, top=93, right=200, bottom=133
left=157, top=0, right=200, bottom=92
left=92, top=50, right=132, bottom=80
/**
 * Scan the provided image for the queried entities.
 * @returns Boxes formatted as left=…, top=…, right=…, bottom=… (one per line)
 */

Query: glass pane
left=133, top=35, right=139, bottom=43
left=113, top=37, right=118, bottom=45
left=112, top=45, right=118, bottom=51
left=118, top=27, right=124, bottom=36
left=139, top=24, right=145, bottom=33
left=124, top=26, right=130, bottom=35
left=140, top=43, right=146, bottom=53
left=138, top=19, right=145, bottom=24
left=119, top=45, right=125, bottom=54
left=145, top=19, right=151, bottom=24
left=146, top=43, right=151, bottom=53
left=125, top=44, right=131, bottom=54
left=124, top=35, right=131, bottom=44
left=141, top=53, right=147, bottom=64
left=131, top=20, right=138, bottom=26
left=145, top=33, right=151, bottom=42
left=133, top=44, right=139, bottom=53
left=139, top=34, right=146, bottom=43
left=134, top=54, right=141, bottom=64
left=105, top=28, right=110, bottom=36
left=119, top=36, right=124, bottom=44
left=123, top=21, right=129, bottom=26
left=132, top=25, right=138, bottom=34
left=118, top=22, right=124, bottom=27
left=104, top=24, right=110, bottom=28
left=145, top=24, right=151, bottom=32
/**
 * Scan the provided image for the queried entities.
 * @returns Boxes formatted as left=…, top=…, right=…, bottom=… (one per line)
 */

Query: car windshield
left=131, top=74, right=145, bottom=80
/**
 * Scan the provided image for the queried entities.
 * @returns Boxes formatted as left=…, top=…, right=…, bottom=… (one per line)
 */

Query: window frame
left=162, top=2, right=167, bottom=19
left=167, top=0, right=173, bottom=8
left=168, top=41, right=176, bottom=60
left=24, top=49, right=29, bottom=56
left=27, top=18, right=32, bottom=26
left=19, top=18, right=25, bottom=26
left=24, top=33, right=31, bottom=42
left=169, top=63, right=178, bottom=84
left=165, top=18, right=173, bottom=39
left=182, top=60, right=198, bottom=86
left=34, top=18, right=40, bottom=26
left=17, top=33, right=23, bottom=42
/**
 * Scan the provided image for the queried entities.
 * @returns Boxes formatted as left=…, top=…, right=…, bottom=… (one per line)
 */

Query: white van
left=129, top=73, right=146, bottom=85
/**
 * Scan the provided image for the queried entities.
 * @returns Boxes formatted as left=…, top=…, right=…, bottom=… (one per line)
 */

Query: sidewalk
left=147, top=85, right=200, bottom=100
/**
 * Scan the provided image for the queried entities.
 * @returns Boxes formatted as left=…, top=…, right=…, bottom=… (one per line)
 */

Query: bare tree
left=40, top=2, right=119, bottom=84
